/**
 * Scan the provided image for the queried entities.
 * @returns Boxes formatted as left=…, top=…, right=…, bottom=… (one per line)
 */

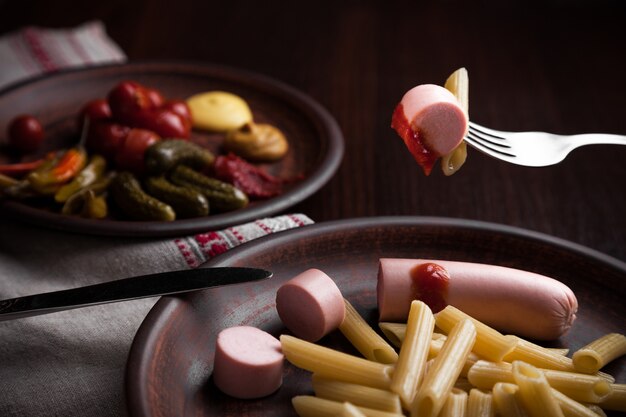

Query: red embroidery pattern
left=175, top=238, right=200, bottom=268
left=172, top=215, right=313, bottom=269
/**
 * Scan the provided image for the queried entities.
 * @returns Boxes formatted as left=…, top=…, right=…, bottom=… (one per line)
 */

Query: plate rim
left=124, top=215, right=626, bottom=417
left=0, top=60, right=344, bottom=236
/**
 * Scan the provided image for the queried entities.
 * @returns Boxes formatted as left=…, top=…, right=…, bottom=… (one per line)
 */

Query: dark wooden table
left=1, top=1, right=625, bottom=416
left=2, top=0, right=625, bottom=262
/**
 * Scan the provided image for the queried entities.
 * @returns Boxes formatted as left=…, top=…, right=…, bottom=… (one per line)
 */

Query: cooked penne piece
left=599, top=383, right=626, bottom=412
left=280, top=335, right=393, bottom=389
left=585, top=404, right=607, bottom=417
left=435, top=305, right=516, bottom=362
left=379, top=323, right=407, bottom=348
left=468, top=360, right=612, bottom=403
left=550, top=388, right=602, bottom=417
left=492, top=382, right=528, bottom=417
left=379, top=323, right=446, bottom=349
left=596, top=371, right=616, bottom=384
left=543, top=369, right=612, bottom=404
left=412, top=319, right=477, bottom=417
left=512, top=361, right=564, bottom=417
left=342, top=402, right=368, bottom=417
left=340, top=299, right=399, bottom=364
left=429, top=337, right=479, bottom=377
left=312, top=375, right=402, bottom=414
left=548, top=347, right=570, bottom=356
left=439, top=388, right=468, bottom=417
left=390, top=300, right=435, bottom=408
left=503, top=337, right=575, bottom=372
left=441, top=67, right=469, bottom=176
left=467, top=388, right=495, bottom=417
left=291, top=396, right=404, bottom=417
left=573, top=333, right=626, bottom=374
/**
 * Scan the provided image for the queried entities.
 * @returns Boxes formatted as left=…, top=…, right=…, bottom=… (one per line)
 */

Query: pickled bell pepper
left=54, top=154, right=106, bottom=203
left=62, top=189, right=108, bottom=219
left=61, top=174, right=112, bottom=217
left=28, top=147, right=87, bottom=192
left=0, top=159, right=45, bottom=177
left=0, top=173, right=19, bottom=192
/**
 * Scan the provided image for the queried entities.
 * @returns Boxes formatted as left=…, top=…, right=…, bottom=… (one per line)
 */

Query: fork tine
left=464, top=135, right=516, bottom=159
left=467, top=129, right=511, bottom=149
left=468, top=122, right=508, bottom=141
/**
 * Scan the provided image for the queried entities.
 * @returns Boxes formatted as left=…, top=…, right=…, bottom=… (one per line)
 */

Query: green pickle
left=145, top=139, right=215, bottom=174
left=170, top=165, right=248, bottom=212
left=144, top=176, right=209, bottom=218
left=110, top=172, right=176, bottom=221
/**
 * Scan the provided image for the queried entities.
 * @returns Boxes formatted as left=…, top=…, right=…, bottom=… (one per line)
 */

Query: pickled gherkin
left=170, top=165, right=248, bottom=212
left=110, top=172, right=176, bottom=221
left=144, top=176, right=209, bottom=218
left=145, top=139, right=215, bottom=174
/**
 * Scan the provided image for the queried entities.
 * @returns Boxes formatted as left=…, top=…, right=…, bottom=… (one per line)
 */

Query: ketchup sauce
left=391, top=103, right=437, bottom=175
left=409, top=262, right=450, bottom=313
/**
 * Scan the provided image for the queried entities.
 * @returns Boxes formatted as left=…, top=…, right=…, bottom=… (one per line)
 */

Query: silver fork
left=465, top=122, right=626, bottom=167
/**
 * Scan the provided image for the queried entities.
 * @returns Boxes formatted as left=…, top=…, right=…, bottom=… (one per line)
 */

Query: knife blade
left=0, top=267, right=271, bottom=321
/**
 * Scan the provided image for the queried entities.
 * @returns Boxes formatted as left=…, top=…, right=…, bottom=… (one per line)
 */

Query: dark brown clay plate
left=126, top=217, right=626, bottom=416
left=0, top=61, right=343, bottom=236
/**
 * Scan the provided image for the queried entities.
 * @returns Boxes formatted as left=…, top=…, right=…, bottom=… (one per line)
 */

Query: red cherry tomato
left=78, top=99, right=112, bottom=131
left=162, top=100, right=192, bottom=123
left=132, top=108, right=191, bottom=138
left=86, top=121, right=130, bottom=160
left=108, top=81, right=161, bottom=125
left=115, top=128, right=160, bottom=173
left=7, top=114, right=45, bottom=153
left=144, top=88, right=165, bottom=108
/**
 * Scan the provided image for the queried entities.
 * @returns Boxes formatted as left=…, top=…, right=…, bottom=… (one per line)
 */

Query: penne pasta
left=550, top=388, right=601, bottom=417
left=467, top=360, right=612, bottom=404
left=439, top=388, right=468, bottom=417
left=503, top=337, right=575, bottom=372
left=379, top=323, right=407, bottom=348
left=280, top=335, right=393, bottom=389
left=573, top=333, right=626, bottom=374
left=342, top=402, right=368, bottom=417
left=548, top=347, right=571, bottom=356
left=512, top=361, right=564, bottom=417
left=291, top=395, right=404, bottom=417
left=411, top=319, right=477, bottom=417
left=599, top=383, right=626, bottom=412
left=390, top=300, right=435, bottom=408
left=435, top=305, right=516, bottom=362
left=441, top=67, right=469, bottom=176
left=429, top=337, right=479, bottom=377
left=467, top=388, right=495, bottom=417
left=312, top=375, right=402, bottom=414
left=492, top=382, right=528, bottom=417
left=340, top=299, right=399, bottom=364
left=585, top=404, right=607, bottom=417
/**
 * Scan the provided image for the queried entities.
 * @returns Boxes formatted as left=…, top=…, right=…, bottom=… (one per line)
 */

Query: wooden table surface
left=2, top=0, right=625, bottom=262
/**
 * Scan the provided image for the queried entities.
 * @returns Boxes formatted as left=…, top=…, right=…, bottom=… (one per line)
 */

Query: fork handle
left=570, top=133, right=626, bottom=146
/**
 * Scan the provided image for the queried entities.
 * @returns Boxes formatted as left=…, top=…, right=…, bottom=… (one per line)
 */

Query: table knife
left=0, top=267, right=271, bottom=321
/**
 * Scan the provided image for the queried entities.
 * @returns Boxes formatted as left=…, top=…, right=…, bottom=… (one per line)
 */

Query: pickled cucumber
left=110, top=172, right=176, bottom=221
left=145, top=139, right=215, bottom=174
left=170, top=165, right=248, bottom=212
left=144, top=176, right=209, bottom=218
